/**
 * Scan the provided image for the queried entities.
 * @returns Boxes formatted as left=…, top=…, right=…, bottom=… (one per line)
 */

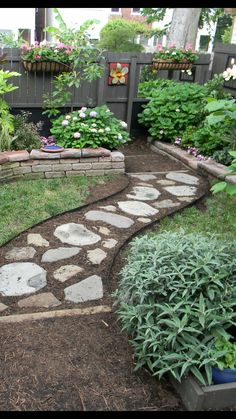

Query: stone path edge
left=0, top=305, right=112, bottom=323
left=150, top=139, right=236, bottom=185
left=0, top=174, right=130, bottom=249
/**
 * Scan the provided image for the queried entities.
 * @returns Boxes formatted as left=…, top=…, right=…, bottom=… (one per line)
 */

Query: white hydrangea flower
left=120, top=121, right=127, bottom=129
left=65, top=115, right=71, bottom=120
left=117, top=133, right=123, bottom=140
left=175, top=108, right=180, bottom=112
left=159, top=130, right=164, bottom=134
left=90, top=128, right=97, bottom=133
left=172, top=51, right=177, bottom=55
left=79, top=112, right=86, bottom=118
left=105, top=127, right=111, bottom=132
left=80, top=107, right=87, bottom=112
left=61, top=120, right=69, bottom=126
left=92, top=123, right=97, bottom=127
left=73, top=116, right=78, bottom=121
left=98, top=128, right=104, bottom=133
left=73, top=132, right=81, bottom=138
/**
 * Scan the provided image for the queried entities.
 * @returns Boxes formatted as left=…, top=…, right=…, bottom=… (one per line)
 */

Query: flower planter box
left=152, top=59, right=193, bottom=71
left=22, top=61, right=72, bottom=73
left=170, top=374, right=236, bottom=411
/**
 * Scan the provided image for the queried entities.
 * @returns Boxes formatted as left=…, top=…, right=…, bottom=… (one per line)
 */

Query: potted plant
left=209, top=336, right=236, bottom=384
left=20, top=40, right=73, bottom=73
left=153, top=43, right=199, bottom=70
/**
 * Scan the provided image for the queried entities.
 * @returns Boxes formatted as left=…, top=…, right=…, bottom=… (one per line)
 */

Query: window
left=131, top=8, right=141, bottom=14
left=111, top=8, right=120, bottom=13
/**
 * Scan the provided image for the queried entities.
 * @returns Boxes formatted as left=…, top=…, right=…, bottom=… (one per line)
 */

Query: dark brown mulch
left=0, top=137, right=213, bottom=411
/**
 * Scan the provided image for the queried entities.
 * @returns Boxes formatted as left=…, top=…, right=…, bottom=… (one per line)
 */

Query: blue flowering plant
left=50, top=105, right=130, bottom=150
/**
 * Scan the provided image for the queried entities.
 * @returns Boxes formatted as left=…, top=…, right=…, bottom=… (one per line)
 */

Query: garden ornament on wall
left=108, top=62, right=129, bottom=85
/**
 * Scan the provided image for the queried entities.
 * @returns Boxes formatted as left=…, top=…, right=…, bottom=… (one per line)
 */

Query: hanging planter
left=22, top=60, right=72, bottom=73
left=152, top=58, right=193, bottom=71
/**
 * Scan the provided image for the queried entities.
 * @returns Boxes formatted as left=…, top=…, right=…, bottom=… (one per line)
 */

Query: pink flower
left=56, top=42, right=66, bottom=49
left=66, top=50, right=71, bottom=55
left=35, top=55, right=41, bottom=60
left=168, top=43, right=176, bottom=48
left=21, top=44, right=29, bottom=51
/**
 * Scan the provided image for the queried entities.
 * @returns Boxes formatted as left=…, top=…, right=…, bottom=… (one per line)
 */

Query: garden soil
left=0, top=137, right=234, bottom=411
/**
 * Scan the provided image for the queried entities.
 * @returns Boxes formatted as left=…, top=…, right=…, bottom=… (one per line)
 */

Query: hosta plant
left=50, top=105, right=130, bottom=150
left=113, top=231, right=236, bottom=386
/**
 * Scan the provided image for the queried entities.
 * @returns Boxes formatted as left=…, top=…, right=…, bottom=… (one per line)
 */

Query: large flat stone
left=53, top=265, right=84, bottom=282
left=102, top=239, right=117, bottom=249
left=0, top=262, right=47, bottom=297
left=98, top=226, right=111, bottom=236
left=152, top=199, right=180, bottom=209
left=85, top=210, right=134, bottom=229
left=54, top=223, right=101, bottom=246
left=64, top=275, right=103, bottom=303
left=164, top=185, right=197, bottom=196
left=5, top=247, right=36, bottom=261
left=41, top=247, right=81, bottom=263
left=137, top=217, right=152, bottom=223
left=130, top=174, right=156, bottom=181
left=156, top=179, right=176, bottom=186
left=118, top=201, right=158, bottom=217
left=127, top=186, right=161, bottom=201
left=27, top=233, right=49, bottom=247
left=0, top=303, right=8, bottom=312
left=166, top=171, right=199, bottom=185
left=87, top=249, right=107, bottom=265
left=18, top=292, right=61, bottom=308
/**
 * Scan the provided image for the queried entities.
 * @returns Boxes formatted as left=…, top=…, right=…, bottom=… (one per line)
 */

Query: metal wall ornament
left=108, top=62, right=129, bottom=85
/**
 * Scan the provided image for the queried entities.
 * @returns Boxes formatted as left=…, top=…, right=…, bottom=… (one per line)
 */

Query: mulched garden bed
left=0, top=136, right=233, bottom=411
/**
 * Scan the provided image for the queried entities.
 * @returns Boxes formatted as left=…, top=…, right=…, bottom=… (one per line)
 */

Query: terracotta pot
left=152, top=59, right=193, bottom=71
left=22, top=60, right=72, bottom=73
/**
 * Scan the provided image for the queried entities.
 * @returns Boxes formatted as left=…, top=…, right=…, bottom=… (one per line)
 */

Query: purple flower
left=89, top=111, right=97, bottom=118
left=175, top=137, right=181, bottom=145
left=41, top=135, right=56, bottom=146
left=197, top=154, right=206, bottom=161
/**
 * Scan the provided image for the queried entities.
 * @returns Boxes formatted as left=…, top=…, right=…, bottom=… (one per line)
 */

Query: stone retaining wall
left=0, top=148, right=125, bottom=183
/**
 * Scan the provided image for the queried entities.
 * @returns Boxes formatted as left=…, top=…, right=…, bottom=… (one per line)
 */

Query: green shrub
left=138, top=83, right=206, bottom=141
left=113, top=231, right=236, bottom=385
left=138, top=78, right=177, bottom=98
left=11, top=111, right=43, bottom=151
left=204, top=74, right=233, bottom=100
left=50, top=105, right=130, bottom=150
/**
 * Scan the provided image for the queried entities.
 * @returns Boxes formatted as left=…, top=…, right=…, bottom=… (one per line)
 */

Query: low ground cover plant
left=113, top=231, right=236, bottom=386
left=50, top=104, right=129, bottom=150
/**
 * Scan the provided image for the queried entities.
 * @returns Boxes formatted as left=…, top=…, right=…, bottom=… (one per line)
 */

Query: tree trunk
left=167, top=8, right=202, bottom=48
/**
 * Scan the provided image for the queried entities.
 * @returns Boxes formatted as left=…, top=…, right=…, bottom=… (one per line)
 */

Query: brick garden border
left=0, top=147, right=125, bottom=183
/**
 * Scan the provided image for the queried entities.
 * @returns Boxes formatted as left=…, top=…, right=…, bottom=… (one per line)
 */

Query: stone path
left=0, top=169, right=209, bottom=318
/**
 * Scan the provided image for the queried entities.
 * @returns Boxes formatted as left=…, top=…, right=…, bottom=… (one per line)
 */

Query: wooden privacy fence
left=0, top=47, right=228, bottom=132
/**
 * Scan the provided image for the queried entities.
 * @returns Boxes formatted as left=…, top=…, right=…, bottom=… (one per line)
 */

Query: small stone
left=166, top=171, right=199, bottom=185
left=118, top=201, right=158, bottom=217
left=53, top=265, right=84, bottom=282
left=27, top=233, right=49, bottom=247
left=164, top=185, right=197, bottom=196
left=54, top=223, right=101, bottom=246
left=137, top=218, right=152, bottom=223
left=87, top=249, right=107, bottom=265
left=41, top=247, right=81, bottom=263
left=102, top=239, right=117, bottom=249
left=99, top=205, right=117, bottom=212
left=85, top=211, right=134, bottom=229
left=130, top=174, right=156, bottom=181
left=64, top=275, right=103, bottom=303
left=98, top=227, right=111, bottom=236
left=177, top=196, right=195, bottom=202
left=137, top=182, right=153, bottom=187
left=156, top=179, right=176, bottom=186
left=0, top=262, right=47, bottom=297
left=127, top=186, right=161, bottom=201
left=18, top=292, right=61, bottom=308
left=5, top=247, right=36, bottom=261
left=152, top=199, right=180, bottom=209
left=0, top=303, right=8, bottom=312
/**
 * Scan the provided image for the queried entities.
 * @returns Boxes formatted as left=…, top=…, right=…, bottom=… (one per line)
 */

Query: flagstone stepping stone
left=177, top=196, right=195, bottom=202
left=137, top=182, right=154, bottom=187
left=64, top=275, right=103, bottom=303
left=18, top=292, right=61, bottom=308
left=85, top=211, right=134, bottom=229
left=164, top=185, right=197, bottom=196
left=0, top=303, right=8, bottom=312
left=156, top=179, right=176, bottom=186
left=87, top=249, right=107, bottom=265
left=53, top=265, right=84, bottom=282
left=118, top=201, right=158, bottom=217
left=166, top=171, right=199, bottom=185
left=98, top=226, right=111, bottom=236
left=99, top=205, right=117, bottom=212
left=54, top=223, right=101, bottom=246
left=41, top=247, right=81, bottom=263
left=27, top=233, right=49, bottom=247
left=152, top=199, right=180, bottom=209
left=137, top=217, right=152, bottom=223
left=102, top=239, right=118, bottom=249
left=0, top=262, right=47, bottom=297
left=5, top=246, right=36, bottom=261
left=130, top=174, right=156, bottom=181
left=127, top=186, right=161, bottom=201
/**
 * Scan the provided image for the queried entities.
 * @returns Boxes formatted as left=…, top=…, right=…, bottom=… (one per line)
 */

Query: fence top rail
left=214, top=42, right=236, bottom=54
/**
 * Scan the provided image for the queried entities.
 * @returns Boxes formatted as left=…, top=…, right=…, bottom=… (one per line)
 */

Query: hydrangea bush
left=50, top=105, right=130, bottom=150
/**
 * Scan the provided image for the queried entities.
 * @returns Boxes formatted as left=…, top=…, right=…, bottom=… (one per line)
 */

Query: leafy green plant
left=0, top=30, right=25, bottom=48
left=211, top=151, right=236, bottom=196
left=50, top=105, right=130, bottom=150
left=138, top=78, right=177, bottom=98
left=0, top=69, right=20, bottom=151
left=11, top=111, right=43, bottom=151
left=204, top=74, right=233, bottom=100
left=138, top=82, right=206, bottom=141
left=208, top=337, right=236, bottom=370
left=113, top=231, right=236, bottom=386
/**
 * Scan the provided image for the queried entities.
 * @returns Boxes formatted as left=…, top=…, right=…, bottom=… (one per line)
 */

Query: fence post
left=126, top=54, right=137, bottom=133
left=97, top=54, right=108, bottom=106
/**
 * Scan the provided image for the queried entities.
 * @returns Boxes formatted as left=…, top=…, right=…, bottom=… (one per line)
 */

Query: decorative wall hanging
left=108, top=62, right=129, bottom=85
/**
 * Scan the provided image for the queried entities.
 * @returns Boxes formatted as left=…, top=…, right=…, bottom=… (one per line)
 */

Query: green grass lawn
left=0, top=175, right=112, bottom=246
left=152, top=192, right=236, bottom=240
